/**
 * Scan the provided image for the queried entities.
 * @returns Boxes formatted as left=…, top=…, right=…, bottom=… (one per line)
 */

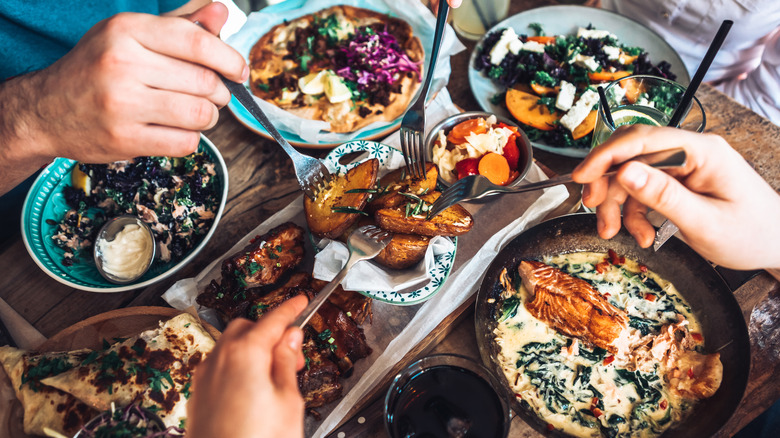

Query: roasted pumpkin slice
left=375, top=192, right=473, bottom=237
left=304, top=158, right=379, bottom=239
left=505, top=88, right=560, bottom=131
left=367, top=163, right=438, bottom=214
left=572, top=110, right=598, bottom=140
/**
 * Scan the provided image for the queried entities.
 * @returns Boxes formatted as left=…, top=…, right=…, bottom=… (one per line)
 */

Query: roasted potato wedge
left=375, top=233, right=431, bottom=269
left=375, top=192, right=473, bottom=237
left=305, top=159, right=379, bottom=239
left=339, top=217, right=430, bottom=269
left=366, top=163, right=438, bottom=214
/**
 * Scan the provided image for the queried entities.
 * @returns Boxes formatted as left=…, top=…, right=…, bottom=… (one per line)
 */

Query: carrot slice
left=505, top=88, right=560, bottom=131
left=527, top=36, right=556, bottom=44
left=572, top=110, right=598, bottom=140
left=447, top=118, right=488, bottom=144
left=478, top=153, right=510, bottom=185
left=530, top=82, right=559, bottom=96
left=588, top=70, right=631, bottom=82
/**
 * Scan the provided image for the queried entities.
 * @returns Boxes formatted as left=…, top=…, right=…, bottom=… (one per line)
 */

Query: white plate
left=468, top=5, right=691, bottom=158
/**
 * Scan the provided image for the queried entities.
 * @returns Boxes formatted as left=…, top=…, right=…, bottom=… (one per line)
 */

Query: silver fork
left=428, top=148, right=687, bottom=219
left=221, top=77, right=330, bottom=200
left=194, top=20, right=330, bottom=199
left=292, top=226, right=393, bottom=328
left=399, top=0, right=449, bottom=180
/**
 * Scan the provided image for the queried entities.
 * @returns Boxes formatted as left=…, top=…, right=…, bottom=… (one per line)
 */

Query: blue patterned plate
left=321, top=140, right=457, bottom=306
left=21, top=135, right=228, bottom=293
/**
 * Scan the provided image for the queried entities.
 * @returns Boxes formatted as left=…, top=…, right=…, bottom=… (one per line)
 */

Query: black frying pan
left=475, top=213, right=750, bottom=437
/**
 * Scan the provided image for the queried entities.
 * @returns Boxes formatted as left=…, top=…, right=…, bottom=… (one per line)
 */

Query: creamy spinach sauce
left=494, top=252, right=702, bottom=437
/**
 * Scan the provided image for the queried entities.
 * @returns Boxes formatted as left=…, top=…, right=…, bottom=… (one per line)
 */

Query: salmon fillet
left=518, top=260, right=629, bottom=354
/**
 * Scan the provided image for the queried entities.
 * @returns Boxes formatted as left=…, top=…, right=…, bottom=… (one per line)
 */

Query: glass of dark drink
left=384, top=354, right=511, bottom=438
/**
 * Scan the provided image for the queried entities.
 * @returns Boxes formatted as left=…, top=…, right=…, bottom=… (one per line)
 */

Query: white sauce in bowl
left=97, top=224, right=154, bottom=280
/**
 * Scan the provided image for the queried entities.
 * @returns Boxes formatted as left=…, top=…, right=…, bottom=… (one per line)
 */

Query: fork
left=399, top=0, right=450, bottom=180
left=427, top=148, right=688, bottom=219
left=292, top=226, right=393, bottom=328
left=193, top=21, right=331, bottom=200
left=221, top=77, right=331, bottom=200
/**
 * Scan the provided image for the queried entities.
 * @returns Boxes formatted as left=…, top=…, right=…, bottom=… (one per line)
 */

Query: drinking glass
left=451, top=0, right=510, bottom=41
left=587, top=75, right=706, bottom=219
left=592, top=74, right=706, bottom=149
left=384, top=354, right=511, bottom=438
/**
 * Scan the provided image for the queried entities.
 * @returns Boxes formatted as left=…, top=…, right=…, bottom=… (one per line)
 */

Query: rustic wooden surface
left=0, top=0, right=779, bottom=436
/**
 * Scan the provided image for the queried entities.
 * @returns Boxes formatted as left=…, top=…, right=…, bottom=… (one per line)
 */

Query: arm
left=0, top=2, right=246, bottom=196
left=716, top=28, right=780, bottom=125
left=572, top=125, right=780, bottom=272
left=187, top=296, right=307, bottom=438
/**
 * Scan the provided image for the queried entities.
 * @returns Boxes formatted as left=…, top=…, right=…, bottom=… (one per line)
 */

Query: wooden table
left=1, top=1, right=779, bottom=437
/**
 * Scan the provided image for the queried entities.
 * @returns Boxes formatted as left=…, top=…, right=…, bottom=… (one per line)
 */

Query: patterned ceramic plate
left=320, top=140, right=457, bottom=306
left=21, top=135, right=228, bottom=293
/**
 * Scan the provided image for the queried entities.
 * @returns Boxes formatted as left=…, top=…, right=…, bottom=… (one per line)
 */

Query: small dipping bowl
left=93, top=215, right=156, bottom=284
left=425, top=111, right=534, bottom=189
left=385, top=354, right=511, bottom=438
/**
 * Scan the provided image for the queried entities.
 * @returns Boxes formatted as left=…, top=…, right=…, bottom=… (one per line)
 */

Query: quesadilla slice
left=0, top=346, right=97, bottom=436
left=249, top=5, right=423, bottom=133
left=40, top=313, right=215, bottom=430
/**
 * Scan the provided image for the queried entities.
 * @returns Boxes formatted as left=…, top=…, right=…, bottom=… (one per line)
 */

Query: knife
left=324, top=395, right=386, bottom=438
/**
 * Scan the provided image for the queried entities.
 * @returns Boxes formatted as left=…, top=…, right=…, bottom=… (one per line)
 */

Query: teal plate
left=321, top=140, right=457, bottom=306
left=21, top=135, right=229, bottom=293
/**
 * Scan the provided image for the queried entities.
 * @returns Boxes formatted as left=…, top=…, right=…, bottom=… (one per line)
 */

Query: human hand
left=23, top=2, right=245, bottom=164
left=187, top=296, right=307, bottom=438
left=572, top=125, right=780, bottom=271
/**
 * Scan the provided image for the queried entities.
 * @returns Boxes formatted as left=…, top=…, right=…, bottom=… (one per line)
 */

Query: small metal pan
left=475, top=213, right=750, bottom=437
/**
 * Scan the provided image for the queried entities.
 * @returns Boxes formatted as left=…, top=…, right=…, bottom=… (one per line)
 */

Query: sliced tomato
left=603, top=355, right=615, bottom=365
left=447, top=118, right=488, bottom=144
left=496, top=122, right=518, bottom=133
left=455, top=158, right=480, bottom=180
left=644, top=293, right=657, bottom=302
left=502, top=134, right=521, bottom=171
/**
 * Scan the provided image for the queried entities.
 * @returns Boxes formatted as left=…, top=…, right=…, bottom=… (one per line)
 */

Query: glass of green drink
left=591, top=75, right=706, bottom=148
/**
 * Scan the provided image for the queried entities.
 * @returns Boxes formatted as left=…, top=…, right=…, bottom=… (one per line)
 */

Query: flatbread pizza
left=249, top=5, right=423, bottom=133
left=39, top=313, right=215, bottom=431
left=0, top=347, right=96, bottom=436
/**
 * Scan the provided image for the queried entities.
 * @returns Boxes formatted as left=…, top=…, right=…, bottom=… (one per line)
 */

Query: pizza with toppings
left=249, top=5, right=424, bottom=133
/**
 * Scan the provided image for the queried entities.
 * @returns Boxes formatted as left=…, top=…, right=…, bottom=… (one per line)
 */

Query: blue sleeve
left=0, top=0, right=189, bottom=80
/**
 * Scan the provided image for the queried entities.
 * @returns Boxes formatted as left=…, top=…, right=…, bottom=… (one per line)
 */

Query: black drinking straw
left=597, top=86, right=615, bottom=128
left=667, top=20, right=733, bottom=127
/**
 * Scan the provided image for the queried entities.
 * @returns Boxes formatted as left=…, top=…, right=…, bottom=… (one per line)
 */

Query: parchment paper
left=226, top=0, right=466, bottom=144
left=162, top=89, right=570, bottom=437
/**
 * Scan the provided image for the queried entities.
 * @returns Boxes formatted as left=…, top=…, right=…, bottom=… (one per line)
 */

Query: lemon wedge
left=71, top=165, right=91, bottom=196
left=325, top=73, right=352, bottom=104
left=612, top=108, right=665, bottom=128
left=298, top=70, right=328, bottom=95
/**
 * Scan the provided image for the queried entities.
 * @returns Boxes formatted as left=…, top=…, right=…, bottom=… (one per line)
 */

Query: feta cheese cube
left=603, top=46, right=621, bottom=61
left=577, top=27, right=614, bottom=40
left=560, top=90, right=600, bottom=133
left=490, top=28, right=520, bottom=65
left=521, top=40, right=546, bottom=53
left=573, top=54, right=600, bottom=72
left=555, top=81, right=576, bottom=111
left=508, top=38, right=523, bottom=55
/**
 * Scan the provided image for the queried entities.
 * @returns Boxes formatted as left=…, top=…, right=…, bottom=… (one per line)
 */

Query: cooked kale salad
left=49, top=153, right=220, bottom=269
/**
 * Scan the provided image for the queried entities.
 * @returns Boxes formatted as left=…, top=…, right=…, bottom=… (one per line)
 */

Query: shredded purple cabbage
left=334, top=29, right=420, bottom=91
left=78, top=404, right=185, bottom=438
